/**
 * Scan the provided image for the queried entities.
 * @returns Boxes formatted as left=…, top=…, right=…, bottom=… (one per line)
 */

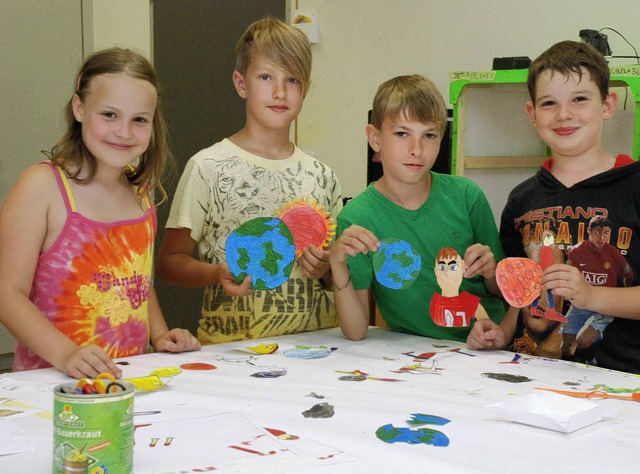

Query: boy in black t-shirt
left=468, top=40, right=640, bottom=374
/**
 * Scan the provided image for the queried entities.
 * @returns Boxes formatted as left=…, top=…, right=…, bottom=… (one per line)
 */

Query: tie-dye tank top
left=13, top=162, right=156, bottom=371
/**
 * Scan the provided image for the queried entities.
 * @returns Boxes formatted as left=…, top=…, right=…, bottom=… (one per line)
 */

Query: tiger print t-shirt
left=166, top=139, right=342, bottom=344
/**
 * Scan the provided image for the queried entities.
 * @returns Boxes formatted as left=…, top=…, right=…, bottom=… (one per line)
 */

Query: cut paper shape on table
left=589, top=383, right=640, bottom=394
left=126, top=375, right=165, bottom=392
left=276, top=198, right=335, bottom=255
left=376, top=413, right=451, bottom=447
left=215, top=354, right=258, bottom=365
left=305, top=392, right=326, bottom=399
left=251, top=368, right=287, bottom=378
left=390, top=360, right=442, bottom=375
left=302, top=402, right=335, bottom=418
left=406, top=413, right=451, bottom=426
left=496, top=257, right=543, bottom=308
left=500, top=353, right=526, bottom=364
left=150, top=367, right=182, bottom=378
left=248, top=343, right=279, bottom=354
left=265, top=427, right=300, bottom=440
left=373, top=238, right=421, bottom=289
left=0, top=408, right=22, bottom=418
left=180, top=362, right=217, bottom=371
left=0, top=406, right=41, bottom=420
left=430, top=247, right=489, bottom=327
left=0, top=398, right=50, bottom=420
left=482, top=372, right=533, bottom=384
left=127, top=367, right=183, bottom=391
left=376, top=425, right=450, bottom=446
left=485, top=391, right=615, bottom=433
left=225, top=217, right=295, bottom=290
left=403, top=347, right=472, bottom=361
left=335, top=369, right=404, bottom=382
left=284, top=345, right=336, bottom=359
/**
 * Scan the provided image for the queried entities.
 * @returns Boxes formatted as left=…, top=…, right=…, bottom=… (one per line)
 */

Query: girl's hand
left=63, top=345, right=122, bottom=380
left=153, top=328, right=201, bottom=353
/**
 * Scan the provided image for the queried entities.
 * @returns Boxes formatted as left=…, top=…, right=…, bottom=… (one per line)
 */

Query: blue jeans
left=561, top=305, right=612, bottom=341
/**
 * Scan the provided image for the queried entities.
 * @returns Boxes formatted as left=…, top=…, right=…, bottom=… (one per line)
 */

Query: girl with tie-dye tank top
left=0, top=48, right=199, bottom=379
left=13, top=162, right=157, bottom=371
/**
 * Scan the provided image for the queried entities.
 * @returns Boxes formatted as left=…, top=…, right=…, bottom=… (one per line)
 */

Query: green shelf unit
left=449, top=65, right=640, bottom=176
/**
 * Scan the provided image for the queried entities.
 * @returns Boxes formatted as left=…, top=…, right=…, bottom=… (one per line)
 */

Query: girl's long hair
left=45, top=47, right=170, bottom=203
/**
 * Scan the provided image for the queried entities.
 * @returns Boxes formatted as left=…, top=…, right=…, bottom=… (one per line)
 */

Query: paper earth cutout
left=376, top=412, right=451, bottom=446
left=496, top=257, right=543, bottom=307
left=225, top=217, right=295, bottom=290
left=372, top=239, right=422, bottom=289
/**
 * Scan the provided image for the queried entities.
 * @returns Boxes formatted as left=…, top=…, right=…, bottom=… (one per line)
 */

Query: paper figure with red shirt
left=429, top=247, right=489, bottom=327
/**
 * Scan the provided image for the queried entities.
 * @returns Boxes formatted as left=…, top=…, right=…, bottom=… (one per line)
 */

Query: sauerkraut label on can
left=52, top=381, right=134, bottom=474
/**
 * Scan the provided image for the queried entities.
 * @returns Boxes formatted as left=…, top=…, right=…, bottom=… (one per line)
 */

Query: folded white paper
left=485, top=391, right=616, bottom=433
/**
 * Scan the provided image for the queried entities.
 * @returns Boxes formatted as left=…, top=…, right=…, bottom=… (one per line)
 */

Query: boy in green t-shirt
left=329, top=74, right=507, bottom=344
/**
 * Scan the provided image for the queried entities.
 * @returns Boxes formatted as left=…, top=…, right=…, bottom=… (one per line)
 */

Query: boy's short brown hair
left=370, top=75, right=448, bottom=135
left=235, top=16, right=312, bottom=95
left=527, top=40, right=610, bottom=102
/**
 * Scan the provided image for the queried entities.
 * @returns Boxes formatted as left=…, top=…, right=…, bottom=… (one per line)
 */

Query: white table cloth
left=1, top=327, right=638, bottom=473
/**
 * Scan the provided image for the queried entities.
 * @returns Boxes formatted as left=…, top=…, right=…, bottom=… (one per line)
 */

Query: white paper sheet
left=485, top=391, right=615, bottom=433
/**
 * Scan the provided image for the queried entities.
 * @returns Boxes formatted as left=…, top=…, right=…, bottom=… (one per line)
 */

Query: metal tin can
left=52, top=381, right=134, bottom=474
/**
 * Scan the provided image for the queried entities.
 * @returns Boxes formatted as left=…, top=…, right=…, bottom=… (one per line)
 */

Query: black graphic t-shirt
left=500, top=155, right=640, bottom=374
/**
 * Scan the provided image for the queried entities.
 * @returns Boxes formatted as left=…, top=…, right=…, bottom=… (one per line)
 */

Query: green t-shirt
left=337, top=173, right=505, bottom=342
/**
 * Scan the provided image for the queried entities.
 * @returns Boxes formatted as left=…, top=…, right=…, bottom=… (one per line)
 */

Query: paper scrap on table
left=133, top=412, right=355, bottom=472
left=126, top=375, right=166, bottom=391
left=485, top=391, right=616, bottom=433
left=0, top=405, right=42, bottom=421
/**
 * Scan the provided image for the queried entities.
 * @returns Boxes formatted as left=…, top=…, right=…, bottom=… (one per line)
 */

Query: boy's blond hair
left=235, top=16, right=312, bottom=95
left=370, top=75, right=448, bottom=134
left=527, top=40, right=610, bottom=102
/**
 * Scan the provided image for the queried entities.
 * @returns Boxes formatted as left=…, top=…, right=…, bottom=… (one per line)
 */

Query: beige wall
left=296, top=0, right=640, bottom=201
left=82, top=0, right=151, bottom=56
left=76, top=0, right=640, bottom=202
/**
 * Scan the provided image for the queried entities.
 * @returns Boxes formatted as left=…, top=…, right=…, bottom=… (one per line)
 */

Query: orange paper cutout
left=496, top=257, right=543, bottom=308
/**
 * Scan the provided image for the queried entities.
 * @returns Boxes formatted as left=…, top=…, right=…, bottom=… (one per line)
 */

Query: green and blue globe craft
left=225, top=202, right=423, bottom=291
left=372, top=238, right=422, bottom=289
left=226, top=217, right=296, bottom=290
left=225, top=198, right=335, bottom=290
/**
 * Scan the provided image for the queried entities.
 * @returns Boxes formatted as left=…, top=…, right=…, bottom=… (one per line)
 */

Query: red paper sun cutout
left=276, top=198, right=335, bottom=255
